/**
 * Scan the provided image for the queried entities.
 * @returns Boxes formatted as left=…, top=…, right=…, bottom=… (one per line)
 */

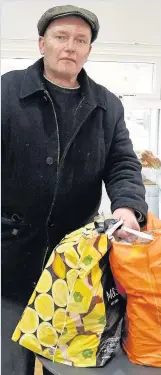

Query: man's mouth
left=61, top=58, right=76, bottom=63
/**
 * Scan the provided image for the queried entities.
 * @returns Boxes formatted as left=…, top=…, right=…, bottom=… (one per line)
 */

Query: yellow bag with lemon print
left=12, top=217, right=125, bottom=367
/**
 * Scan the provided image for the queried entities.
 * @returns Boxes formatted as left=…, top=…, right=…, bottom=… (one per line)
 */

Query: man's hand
left=113, top=207, right=140, bottom=242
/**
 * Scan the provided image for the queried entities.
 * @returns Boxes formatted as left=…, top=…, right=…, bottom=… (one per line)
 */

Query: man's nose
left=64, top=38, right=75, bottom=51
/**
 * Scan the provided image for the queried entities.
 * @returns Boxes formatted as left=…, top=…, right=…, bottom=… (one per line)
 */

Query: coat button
left=12, top=229, right=18, bottom=236
left=46, top=156, right=54, bottom=165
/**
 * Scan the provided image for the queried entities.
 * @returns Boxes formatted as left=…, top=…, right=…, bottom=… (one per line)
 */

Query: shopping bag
left=110, top=212, right=161, bottom=367
left=12, top=218, right=125, bottom=367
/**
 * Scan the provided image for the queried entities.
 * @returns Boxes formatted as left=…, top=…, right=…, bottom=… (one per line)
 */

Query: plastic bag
left=12, top=219, right=125, bottom=367
left=110, top=212, right=161, bottom=367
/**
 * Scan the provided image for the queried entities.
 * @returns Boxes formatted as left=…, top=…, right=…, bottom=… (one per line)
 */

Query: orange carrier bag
left=110, top=212, right=161, bottom=367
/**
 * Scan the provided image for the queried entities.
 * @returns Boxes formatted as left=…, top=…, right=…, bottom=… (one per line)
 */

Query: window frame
left=88, top=44, right=161, bottom=154
left=87, top=54, right=161, bottom=100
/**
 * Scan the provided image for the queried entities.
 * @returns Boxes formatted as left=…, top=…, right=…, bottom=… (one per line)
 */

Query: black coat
left=1, top=58, right=147, bottom=304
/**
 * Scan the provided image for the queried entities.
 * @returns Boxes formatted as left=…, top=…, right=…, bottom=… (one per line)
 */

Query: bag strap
left=105, top=219, right=154, bottom=241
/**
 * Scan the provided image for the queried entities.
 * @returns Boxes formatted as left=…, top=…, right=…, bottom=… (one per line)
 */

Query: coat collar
left=20, top=58, right=45, bottom=98
left=20, top=58, right=106, bottom=110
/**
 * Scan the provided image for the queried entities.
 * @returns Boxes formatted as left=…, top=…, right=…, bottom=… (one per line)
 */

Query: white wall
left=1, top=0, right=161, bottom=44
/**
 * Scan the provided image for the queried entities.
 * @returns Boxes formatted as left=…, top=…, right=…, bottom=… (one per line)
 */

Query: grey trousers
left=1, top=297, right=35, bottom=375
left=2, top=297, right=54, bottom=375
left=2, top=297, right=35, bottom=375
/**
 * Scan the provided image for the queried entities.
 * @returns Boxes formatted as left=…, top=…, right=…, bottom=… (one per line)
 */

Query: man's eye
left=56, top=36, right=66, bottom=40
left=77, top=39, right=86, bottom=44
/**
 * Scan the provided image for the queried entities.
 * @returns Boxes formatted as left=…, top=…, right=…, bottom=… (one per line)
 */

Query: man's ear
left=38, top=36, right=45, bottom=56
left=85, top=44, right=92, bottom=62
left=88, top=44, right=92, bottom=58
left=89, top=44, right=92, bottom=54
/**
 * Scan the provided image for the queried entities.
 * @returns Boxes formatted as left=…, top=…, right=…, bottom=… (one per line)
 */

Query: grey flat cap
left=37, top=5, right=99, bottom=42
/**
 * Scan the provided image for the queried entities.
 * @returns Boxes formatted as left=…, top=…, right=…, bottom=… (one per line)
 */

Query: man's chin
left=59, top=67, right=77, bottom=78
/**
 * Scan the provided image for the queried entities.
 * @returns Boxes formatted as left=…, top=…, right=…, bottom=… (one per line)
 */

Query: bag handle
left=105, top=219, right=154, bottom=241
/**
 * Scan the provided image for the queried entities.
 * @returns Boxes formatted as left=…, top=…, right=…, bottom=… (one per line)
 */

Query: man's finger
left=115, top=229, right=137, bottom=243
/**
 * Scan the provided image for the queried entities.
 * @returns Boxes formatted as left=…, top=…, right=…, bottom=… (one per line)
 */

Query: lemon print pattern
left=12, top=220, right=110, bottom=367
left=35, top=294, right=54, bottom=321
left=80, top=243, right=101, bottom=272
left=77, top=235, right=87, bottom=256
left=36, top=269, right=52, bottom=293
left=12, top=326, right=21, bottom=342
left=98, top=234, right=108, bottom=256
left=83, top=222, right=95, bottom=230
left=52, top=279, right=69, bottom=307
left=56, top=242, right=75, bottom=254
left=28, top=290, right=36, bottom=305
left=83, top=302, right=106, bottom=334
left=67, top=334, right=100, bottom=367
left=52, top=308, right=66, bottom=333
left=79, top=268, right=90, bottom=279
left=67, top=279, right=92, bottom=314
left=20, top=334, right=42, bottom=355
left=93, top=280, right=104, bottom=300
left=58, top=316, right=77, bottom=346
left=37, top=322, right=58, bottom=347
left=64, top=247, right=80, bottom=268
left=54, top=348, right=66, bottom=363
left=62, top=227, right=84, bottom=241
left=91, top=263, right=102, bottom=287
left=45, top=250, right=55, bottom=268
left=43, top=348, right=53, bottom=360
left=52, top=253, right=66, bottom=279
left=18, top=307, right=39, bottom=334
left=66, top=269, right=79, bottom=290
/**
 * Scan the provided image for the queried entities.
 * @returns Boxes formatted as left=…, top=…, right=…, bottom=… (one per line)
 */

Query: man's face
left=39, top=16, right=92, bottom=79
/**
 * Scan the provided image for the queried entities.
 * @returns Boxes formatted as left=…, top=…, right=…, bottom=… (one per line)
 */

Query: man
left=1, top=4, right=147, bottom=375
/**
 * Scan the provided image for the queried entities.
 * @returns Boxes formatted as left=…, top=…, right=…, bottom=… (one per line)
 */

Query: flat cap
left=37, top=5, right=99, bottom=42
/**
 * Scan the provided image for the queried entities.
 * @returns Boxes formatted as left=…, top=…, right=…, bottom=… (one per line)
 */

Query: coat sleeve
left=103, top=97, right=148, bottom=224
